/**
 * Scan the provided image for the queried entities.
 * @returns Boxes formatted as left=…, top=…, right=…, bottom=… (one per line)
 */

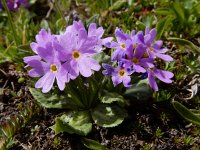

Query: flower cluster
left=103, top=27, right=174, bottom=91
left=24, top=21, right=112, bottom=93
left=0, top=0, right=29, bottom=10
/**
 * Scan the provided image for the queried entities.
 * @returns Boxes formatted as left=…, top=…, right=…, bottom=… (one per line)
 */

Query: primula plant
left=24, top=20, right=174, bottom=136
left=1, top=0, right=200, bottom=149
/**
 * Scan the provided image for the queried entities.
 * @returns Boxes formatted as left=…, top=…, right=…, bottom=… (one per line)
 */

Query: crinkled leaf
left=29, top=88, right=78, bottom=109
left=100, top=90, right=126, bottom=107
left=172, top=101, right=200, bottom=126
left=81, top=138, right=108, bottom=150
left=91, top=104, right=127, bottom=128
left=93, top=52, right=110, bottom=64
left=51, top=111, right=92, bottom=136
left=168, top=37, right=200, bottom=54
left=123, top=79, right=152, bottom=100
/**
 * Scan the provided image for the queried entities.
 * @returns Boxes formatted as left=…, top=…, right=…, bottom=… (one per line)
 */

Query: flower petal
left=23, top=55, right=41, bottom=64
left=37, top=43, right=54, bottom=62
left=88, top=23, right=96, bottom=37
left=152, top=40, right=163, bottom=49
left=35, top=71, right=52, bottom=89
left=30, top=42, right=38, bottom=54
left=102, top=64, right=115, bottom=76
left=154, top=69, right=174, bottom=83
left=56, top=72, right=66, bottom=91
left=78, top=58, right=92, bottom=77
left=149, top=28, right=156, bottom=41
left=64, top=60, right=79, bottom=80
left=122, top=76, right=131, bottom=87
left=133, top=64, right=146, bottom=73
left=135, top=44, right=146, bottom=58
left=86, top=58, right=101, bottom=71
left=28, top=68, right=44, bottom=77
left=155, top=53, right=173, bottom=62
left=102, top=37, right=113, bottom=46
left=42, top=73, right=55, bottom=93
left=148, top=70, right=158, bottom=91
left=112, top=76, right=122, bottom=87
left=115, top=28, right=129, bottom=42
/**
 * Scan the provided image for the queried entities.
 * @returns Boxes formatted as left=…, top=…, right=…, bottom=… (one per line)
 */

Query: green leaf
left=56, top=18, right=65, bottom=31
left=81, top=138, right=108, bottom=150
left=136, top=21, right=146, bottom=31
left=40, top=19, right=49, bottom=30
left=17, top=44, right=32, bottom=52
left=143, top=15, right=153, bottom=29
left=109, top=0, right=127, bottom=11
left=29, top=88, right=78, bottom=109
left=167, top=37, right=200, bottom=54
left=155, top=8, right=172, bottom=15
left=172, top=101, right=200, bottom=126
left=172, top=2, right=185, bottom=23
left=51, top=111, right=92, bottom=136
left=86, top=14, right=99, bottom=25
left=123, top=79, right=152, bottom=100
left=93, top=52, right=110, bottom=64
left=100, top=90, right=126, bottom=106
left=190, top=109, right=200, bottom=117
left=156, top=16, right=172, bottom=39
left=91, top=104, right=127, bottom=128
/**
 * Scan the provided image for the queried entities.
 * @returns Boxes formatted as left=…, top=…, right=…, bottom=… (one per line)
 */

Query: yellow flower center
left=120, top=43, right=125, bottom=49
left=143, top=52, right=149, bottom=58
left=50, top=64, right=58, bottom=73
left=133, top=43, right=137, bottom=49
left=118, top=69, right=126, bottom=77
left=149, top=47, right=154, bottom=52
left=132, top=44, right=137, bottom=55
left=72, top=50, right=80, bottom=60
left=150, top=67, right=155, bottom=71
left=132, top=58, right=139, bottom=64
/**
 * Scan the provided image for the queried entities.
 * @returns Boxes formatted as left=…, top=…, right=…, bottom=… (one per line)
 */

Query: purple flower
left=137, top=27, right=173, bottom=62
left=88, top=23, right=113, bottom=52
left=30, top=29, right=55, bottom=54
left=106, top=28, right=131, bottom=61
left=102, top=26, right=174, bottom=91
left=24, top=30, right=68, bottom=93
left=55, top=21, right=103, bottom=79
left=102, top=62, right=134, bottom=87
left=147, top=67, right=174, bottom=91
left=0, top=0, right=28, bottom=10
left=126, top=43, right=154, bottom=73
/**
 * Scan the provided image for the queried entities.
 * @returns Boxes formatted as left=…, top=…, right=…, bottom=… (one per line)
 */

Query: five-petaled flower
left=102, top=62, right=134, bottom=87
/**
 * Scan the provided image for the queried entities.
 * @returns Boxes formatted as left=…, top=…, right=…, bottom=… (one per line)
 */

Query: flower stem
left=2, top=0, right=20, bottom=46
